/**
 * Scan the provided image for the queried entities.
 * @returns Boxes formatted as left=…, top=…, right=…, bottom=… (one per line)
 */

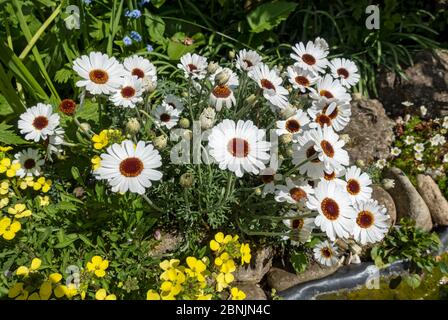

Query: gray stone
left=234, top=247, right=273, bottom=284
left=372, top=185, right=397, bottom=225
left=266, top=262, right=340, bottom=292
left=148, top=231, right=183, bottom=257
left=377, top=49, right=448, bottom=118
left=416, top=174, right=448, bottom=226
left=341, top=97, right=395, bottom=165
left=383, top=167, right=433, bottom=231
left=234, top=283, right=267, bottom=300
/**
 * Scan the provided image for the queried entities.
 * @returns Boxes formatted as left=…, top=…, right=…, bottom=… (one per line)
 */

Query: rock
left=266, top=262, right=340, bottom=292
left=383, top=168, right=433, bottom=231
left=234, top=247, right=273, bottom=284
left=372, top=185, right=397, bottom=225
left=416, top=174, right=448, bottom=226
left=377, top=49, right=448, bottom=118
left=148, top=231, right=183, bottom=256
left=342, top=97, right=395, bottom=165
left=234, top=283, right=267, bottom=300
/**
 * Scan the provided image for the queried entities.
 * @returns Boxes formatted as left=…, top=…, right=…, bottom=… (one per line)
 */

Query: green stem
left=141, top=194, right=163, bottom=213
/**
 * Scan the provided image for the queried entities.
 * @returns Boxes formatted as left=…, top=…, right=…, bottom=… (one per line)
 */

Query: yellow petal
left=16, top=266, right=29, bottom=276
left=146, top=290, right=160, bottom=300
left=91, top=255, right=103, bottom=265
left=39, top=281, right=52, bottom=300
left=95, top=269, right=106, bottom=278
left=209, top=240, right=220, bottom=251
left=95, top=289, right=107, bottom=300
left=10, top=221, right=21, bottom=233
left=215, top=232, right=224, bottom=243
left=31, top=258, right=42, bottom=270
left=105, top=294, right=117, bottom=300
left=49, top=273, right=63, bottom=283
left=100, top=259, right=109, bottom=270
left=28, top=292, right=40, bottom=300
left=8, top=282, right=24, bottom=298
left=54, top=285, right=65, bottom=298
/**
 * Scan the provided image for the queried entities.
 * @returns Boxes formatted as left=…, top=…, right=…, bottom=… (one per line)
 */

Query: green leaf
left=247, top=1, right=298, bottom=33
left=54, top=234, right=78, bottom=248
left=151, top=0, right=166, bottom=8
left=290, top=251, right=308, bottom=273
left=54, top=68, right=72, bottom=84
left=0, top=94, right=14, bottom=117
left=0, top=123, right=27, bottom=145
left=77, top=99, right=99, bottom=123
left=404, top=274, right=421, bottom=289
left=145, top=13, right=166, bottom=45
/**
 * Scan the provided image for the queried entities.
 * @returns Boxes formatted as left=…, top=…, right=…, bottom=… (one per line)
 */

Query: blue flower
left=125, top=9, right=141, bottom=19
left=146, top=44, right=154, bottom=52
left=83, top=0, right=92, bottom=4
left=130, top=31, right=142, bottom=42
left=140, top=0, right=151, bottom=5
left=123, top=36, right=132, bottom=46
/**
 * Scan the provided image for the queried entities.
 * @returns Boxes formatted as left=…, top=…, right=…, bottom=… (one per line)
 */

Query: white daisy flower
left=209, top=85, right=236, bottom=112
left=151, top=103, right=180, bottom=129
left=307, top=99, right=351, bottom=132
left=415, top=152, right=423, bottom=161
left=413, top=143, right=424, bottom=153
left=328, top=58, right=360, bottom=88
left=14, top=148, right=44, bottom=177
left=235, top=49, right=262, bottom=72
left=292, top=131, right=326, bottom=179
left=276, top=109, right=310, bottom=142
left=163, top=95, right=184, bottom=114
left=417, top=164, right=425, bottom=171
left=308, top=126, right=350, bottom=172
left=343, top=165, right=373, bottom=204
left=109, top=75, right=143, bottom=108
left=313, top=240, right=339, bottom=266
left=306, top=180, right=356, bottom=240
left=286, top=65, right=319, bottom=93
left=314, top=37, right=329, bottom=51
left=352, top=200, right=390, bottom=245
left=207, top=119, right=270, bottom=178
left=390, top=147, right=401, bottom=156
left=73, top=52, right=125, bottom=95
left=310, top=75, right=351, bottom=103
left=282, top=211, right=315, bottom=244
left=290, top=41, right=329, bottom=73
left=18, top=103, right=60, bottom=142
left=404, top=135, right=415, bottom=145
left=95, top=140, right=162, bottom=195
left=319, top=167, right=346, bottom=186
left=123, top=55, right=157, bottom=86
left=274, top=177, right=314, bottom=204
left=248, top=63, right=289, bottom=109
left=177, top=53, right=208, bottom=80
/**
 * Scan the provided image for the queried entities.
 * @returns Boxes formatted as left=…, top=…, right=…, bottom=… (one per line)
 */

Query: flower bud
left=245, top=94, right=257, bottom=106
left=142, top=77, right=157, bottom=92
left=280, top=133, right=293, bottom=144
left=355, top=159, right=365, bottom=168
left=279, top=105, right=296, bottom=119
left=228, top=50, right=235, bottom=60
left=179, top=118, right=190, bottom=129
left=59, top=99, right=77, bottom=116
left=215, top=70, right=230, bottom=86
left=79, top=122, right=91, bottom=132
left=207, top=62, right=219, bottom=74
left=153, top=135, right=167, bottom=150
left=180, top=172, right=195, bottom=188
left=339, top=134, right=350, bottom=144
left=126, top=118, right=141, bottom=135
left=255, top=188, right=262, bottom=196
left=200, top=107, right=216, bottom=130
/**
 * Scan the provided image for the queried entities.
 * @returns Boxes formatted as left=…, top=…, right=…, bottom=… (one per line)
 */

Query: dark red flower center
left=131, top=68, right=145, bottom=79
left=89, top=69, right=109, bottom=84
left=337, top=68, right=349, bottom=79
left=295, top=75, right=310, bottom=87
left=346, top=179, right=361, bottom=195
left=23, top=158, right=36, bottom=169
left=59, top=99, right=77, bottom=116
left=261, top=79, right=275, bottom=91
left=356, top=210, right=374, bottom=228
left=321, top=197, right=339, bottom=220
left=319, top=90, right=334, bottom=99
left=227, top=138, right=249, bottom=158
left=321, top=140, right=335, bottom=157
left=286, top=119, right=300, bottom=133
left=302, top=54, right=316, bottom=65
left=160, top=113, right=171, bottom=122
left=121, top=86, right=136, bottom=98
left=212, top=85, right=231, bottom=98
left=290, top=187, right=307, bottom=202
left=119, top=157, right=144, bottom=177
left=32, top=116, right=49, bottom=130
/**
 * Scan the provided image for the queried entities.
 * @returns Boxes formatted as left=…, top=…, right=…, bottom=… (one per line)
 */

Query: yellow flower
left=86, top=255, right=109, bottom=277
left=6, top=162, right=20, bottom=178
left=0, top=146, right=13, bottom=152
left=8, top=282, right=28, bottom=300
left=49, top=272, right=63, bottom=283
left=240, top=243, right=251, bottom=265
left=216, top=272, right=234, bottom=292
left=146, top=289, right=161, bottom=300
left=215, top=252, right=236, bottom=274
left=60, top=283, right=78, bottom=299
left=95, top=288, right=117, bottom=300
left=92, top=131, right=109, bottom=150
left=210, top=232, right=234, bottom=252
left=18, top=177, right=34, bottom=190
left=186, top=256, right=206, bottom=274
left=0, top=217, right=21, bottom=240
left=38, top=195, right=50, bottom=207
left=0, top=197, right=9, bottom=209
left=0, top=180, right=9, bottom=195
left=16, top=258, right=42, bottom=277
left=0, top=158, right=11, bottom=174
left=160, top=259, right=180, bottom=271
left=33, top=177, right=52, bottom=193
left=8, top=203, right=32, bottom=218
left=91, top=156, right=101, bottom=170
left=230, top=287, right=246, bottom=300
